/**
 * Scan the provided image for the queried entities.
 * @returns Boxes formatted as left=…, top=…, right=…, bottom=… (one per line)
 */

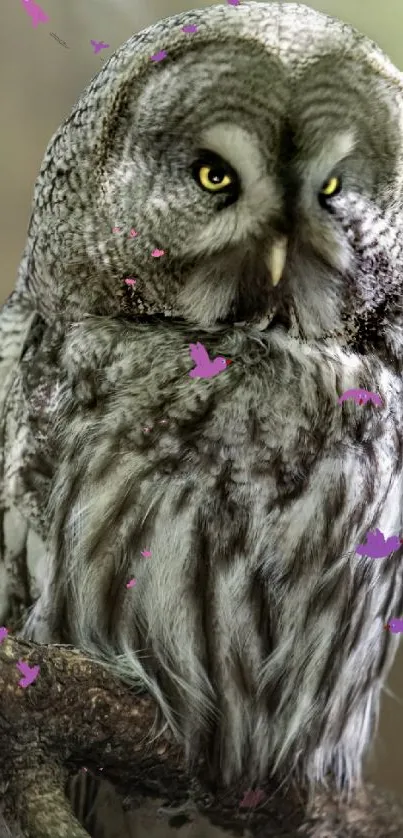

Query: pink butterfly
left=126, top=578, right=137, bottom=588
left=17, top=660, right=40, bottom=688
left=188, top=342, right=232, bottom=379
left=21, top=0, right=49, bottom=28
left=150, top=50, right=167, bottom=63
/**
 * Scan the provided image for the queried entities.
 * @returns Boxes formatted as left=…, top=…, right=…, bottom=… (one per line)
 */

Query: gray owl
left=2, top=0, right=403, bottom=799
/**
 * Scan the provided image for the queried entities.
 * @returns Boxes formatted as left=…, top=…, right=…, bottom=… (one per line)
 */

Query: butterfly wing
left=385, top=536, right=398, bottom=553
left=338, top=389, right=360, bottom=404
left=189, top=342, right=210, bottom=366
left=373, top=530, right=387, bottom=551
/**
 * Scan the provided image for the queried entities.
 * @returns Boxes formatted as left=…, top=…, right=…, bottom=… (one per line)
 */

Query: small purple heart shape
left=150, top=50, right=167, bottom=63
left=182, top=25, right=198, bottom=33
left=151, top=249, right=165, bottom=257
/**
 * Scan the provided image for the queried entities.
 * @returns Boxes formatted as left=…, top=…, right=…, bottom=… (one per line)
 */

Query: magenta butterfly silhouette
left=188, top=342, right=232, bottom=379
left=126, top=578, right=136, bottom=589
left=17, top=660, right=40, bottom=688
left=355, top=528, right=402, bottom=559
left=91, top=40, right=109, bottom=55
left=338, top=388, right=382, bottom=406
left=21, top=0, right=49, bottom=28
left=384, top=618, right=403, bottom=634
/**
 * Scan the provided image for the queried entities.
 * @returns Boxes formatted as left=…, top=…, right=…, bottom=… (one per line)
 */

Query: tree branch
left=1, top=635, right=403, bottom=838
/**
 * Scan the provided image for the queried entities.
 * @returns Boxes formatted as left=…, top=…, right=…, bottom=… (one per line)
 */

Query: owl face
left=99, top=17, right=403, bottom=356
left=35, top=3, right=403, bottom=358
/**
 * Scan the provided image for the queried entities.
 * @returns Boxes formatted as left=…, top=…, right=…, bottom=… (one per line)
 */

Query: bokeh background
left=1, top=0, right=403, bottom=832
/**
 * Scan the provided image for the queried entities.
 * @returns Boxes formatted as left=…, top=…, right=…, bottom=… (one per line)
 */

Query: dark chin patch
left=227, top=253, right=280, bottom=323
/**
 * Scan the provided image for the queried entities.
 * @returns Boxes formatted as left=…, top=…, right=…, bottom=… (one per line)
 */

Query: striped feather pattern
left=18, top=314, right=403, bottom=790
left=2, top=0, right=403, bottom=800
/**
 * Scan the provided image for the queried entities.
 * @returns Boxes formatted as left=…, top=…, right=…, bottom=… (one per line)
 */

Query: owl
left=2, top=1, right=403, bottom=801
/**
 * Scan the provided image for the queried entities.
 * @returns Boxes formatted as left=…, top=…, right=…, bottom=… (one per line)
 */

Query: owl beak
left=267, top=237, right=288, bottom=287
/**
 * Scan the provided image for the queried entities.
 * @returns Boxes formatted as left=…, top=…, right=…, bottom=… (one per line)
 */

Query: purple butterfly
left=150, top=50, right=167, bottom=63
left=355, top=529, right=402, bottom=559
left=91, top=40, right=109, bottom=55
left=338, top=388, right=382, bottom=407
left=188, top=342, right=232, bottom=379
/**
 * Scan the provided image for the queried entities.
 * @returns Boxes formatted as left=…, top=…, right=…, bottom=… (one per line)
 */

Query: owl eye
left=198, top=165, right=232, bottom=191
left=318, top=175, right=342, bottom=206
left=191, top=151, right=239, bottom=197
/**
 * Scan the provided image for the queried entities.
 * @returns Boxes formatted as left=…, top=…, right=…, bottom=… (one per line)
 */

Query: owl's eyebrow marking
left=200, top=123, right=264, bottom=179
left=199, top=123, right=275, bottom=195
left=298, top=130, right=357, bottom=186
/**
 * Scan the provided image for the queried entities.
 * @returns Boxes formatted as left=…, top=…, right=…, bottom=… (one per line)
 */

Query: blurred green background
left=1, top=0, right=402, bottom=813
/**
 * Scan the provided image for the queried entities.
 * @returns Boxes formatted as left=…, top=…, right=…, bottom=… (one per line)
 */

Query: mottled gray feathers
left=2, top=0, right=403, bottom=799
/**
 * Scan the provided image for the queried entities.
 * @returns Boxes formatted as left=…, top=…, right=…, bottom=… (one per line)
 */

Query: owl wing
left=0, top=297, right=57, bottom=627
left=66, top=770, right=104, bottom=836
left=189, top=342, right=210, bottom=366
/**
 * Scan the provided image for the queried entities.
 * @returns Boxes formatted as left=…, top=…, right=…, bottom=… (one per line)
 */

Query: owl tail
left=66, top=769, right=133, bottom=837
left=66, top=770, right=105, bottom=837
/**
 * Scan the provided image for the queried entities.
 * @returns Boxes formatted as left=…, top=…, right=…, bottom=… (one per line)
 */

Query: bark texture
left=0, top=634, right=403, bottom=838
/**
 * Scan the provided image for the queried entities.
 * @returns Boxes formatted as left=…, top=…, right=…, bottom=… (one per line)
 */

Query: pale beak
left=267, top=237, right=288, bottom=287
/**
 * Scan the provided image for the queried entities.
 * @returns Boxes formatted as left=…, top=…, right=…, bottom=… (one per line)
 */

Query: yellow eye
left=198, top=164, right=233, bottom=192
left=320, top=176, right=341, bottom=197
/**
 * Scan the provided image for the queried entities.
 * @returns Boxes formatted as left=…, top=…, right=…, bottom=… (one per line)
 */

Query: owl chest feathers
left=21, top=319, right=403, bottom=786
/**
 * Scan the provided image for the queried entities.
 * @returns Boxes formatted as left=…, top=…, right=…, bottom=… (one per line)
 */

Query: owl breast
left=17, top=315, right=403, bottom=788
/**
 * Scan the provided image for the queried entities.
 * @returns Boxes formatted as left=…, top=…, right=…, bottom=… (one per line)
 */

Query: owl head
left=25, top=2, right=403, bottom=358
